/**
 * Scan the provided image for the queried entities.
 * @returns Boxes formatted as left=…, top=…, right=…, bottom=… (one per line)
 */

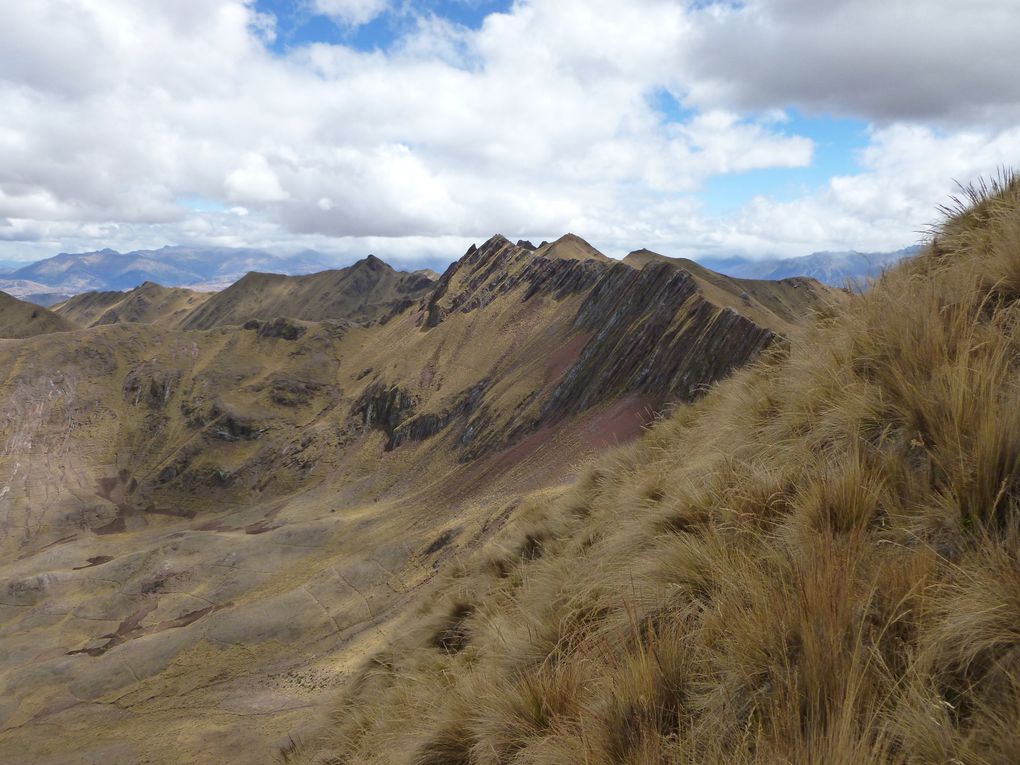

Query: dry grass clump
left=293, top=174, right=1020, bottom=764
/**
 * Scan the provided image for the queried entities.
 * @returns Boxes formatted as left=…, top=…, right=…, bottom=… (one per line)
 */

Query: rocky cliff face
left=545, top=262, right=776, bottom=415
left=392, top=235, right=817, bottom=457
left=423, top=235, right=603, bottom=328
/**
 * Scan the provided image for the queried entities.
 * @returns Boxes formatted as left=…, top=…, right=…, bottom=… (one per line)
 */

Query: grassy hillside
left=180, top=255, right=434, bottom=330
left=295, top=177, right=1020, bottom=764
left=0, top=290, right=77, bottom=337
left=54, top=282, right=212, bottom=327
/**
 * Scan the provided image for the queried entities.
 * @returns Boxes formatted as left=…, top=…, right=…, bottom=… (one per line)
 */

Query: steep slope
left=624, top=247, right=837, bottom=333
left=0, top=290, right=77, bottom=338
left=54, top=282, right=212, bottom=327
left=293, top=179, right=1020, bottom=764
left=180, top=255, right=435, bottom=330
left=0, top=236, right=832, bottom=764
left=411, top=235, right=839, bottom=456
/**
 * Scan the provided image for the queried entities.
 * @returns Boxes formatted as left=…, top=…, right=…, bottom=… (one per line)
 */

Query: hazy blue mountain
left=698, top=246, right=922, bottom=286
left=5, top=246, right=341, bottom=294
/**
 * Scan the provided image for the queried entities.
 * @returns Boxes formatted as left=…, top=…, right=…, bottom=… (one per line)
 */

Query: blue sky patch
left=701, top=111, right=870, bottom=213
left=254, top=0, right=512, bottom=54
left=649, top=88, right=698, bottom=124
left=177, top=196, right=228, bottom=213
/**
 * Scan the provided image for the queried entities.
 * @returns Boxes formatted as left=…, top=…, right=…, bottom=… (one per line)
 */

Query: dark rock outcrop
left=545, top=262, right=776, bottom=416
left=422, top=236, right=603, bottom=329
left=242, top=317, right=307, bottom=341
left=389, top=380, right=490, bottom=449
left=350, top=379, right=494, bottom=451
left=351, top=383, right=418, bottom=449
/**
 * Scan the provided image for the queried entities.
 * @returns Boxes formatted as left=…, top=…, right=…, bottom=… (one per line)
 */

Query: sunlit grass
left=295, top=173, right=1020, bottom=764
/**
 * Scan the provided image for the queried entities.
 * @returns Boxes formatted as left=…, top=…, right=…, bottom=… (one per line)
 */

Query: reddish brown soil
left=544, top=332, right=592, bottom=383
left=581, top=393, right=658, bottom=450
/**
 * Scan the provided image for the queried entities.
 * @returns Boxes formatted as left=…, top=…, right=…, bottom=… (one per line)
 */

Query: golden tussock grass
left=294, top=173, right=1020, bottom=764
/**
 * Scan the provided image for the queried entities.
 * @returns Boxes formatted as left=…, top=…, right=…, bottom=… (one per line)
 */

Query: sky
left=1, top=0, right=1019, bottom=267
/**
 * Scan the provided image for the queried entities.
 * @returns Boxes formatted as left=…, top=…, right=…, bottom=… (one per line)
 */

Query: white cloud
left=683, top=0, right=1020, bottom=126
left=735, top=125, right=1020, bottom=252
left=0, top=0, right=1017, bottom=267
left=225, top=153, right=290, bottom=203
left=314, top=0, right=391, bottom=27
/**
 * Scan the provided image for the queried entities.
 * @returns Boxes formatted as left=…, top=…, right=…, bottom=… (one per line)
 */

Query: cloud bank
left=0, top=0, right=1018, bottom=265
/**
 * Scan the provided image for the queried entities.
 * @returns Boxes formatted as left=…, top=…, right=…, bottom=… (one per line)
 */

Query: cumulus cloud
left=0, top=0, right=1016, bottom=265
left=683, top=0, right=1020, bottom=126
left=225, top=153, right=290, bottom=203
left=718, top=125, right=1020, bottom=255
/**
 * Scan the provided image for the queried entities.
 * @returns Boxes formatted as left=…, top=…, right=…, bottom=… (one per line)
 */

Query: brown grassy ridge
left=292, top=174, right=1020, bottom=764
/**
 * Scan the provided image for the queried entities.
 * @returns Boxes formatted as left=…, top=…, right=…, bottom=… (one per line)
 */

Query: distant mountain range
left=0, top=242, right=922, bottom=307
left=698, top=246, right=923, bottom=286
left=0, top=245, right=341, bottom=305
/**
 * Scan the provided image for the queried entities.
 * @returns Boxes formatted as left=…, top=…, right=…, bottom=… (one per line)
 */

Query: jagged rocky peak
left=421, top=234, right=611, bottom=328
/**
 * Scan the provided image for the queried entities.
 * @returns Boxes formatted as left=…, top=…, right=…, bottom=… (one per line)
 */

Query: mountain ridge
left=0, top=290, right=78, bottom=338
left=4, top=244, right=343, bottom=295
left=179, top=255, right=436, bottom=330
left=0, top=232, right=839, bottom=763
left=698, top=245, right=922, bottom=285
left=54, top=282, right=212, bottom=328
left=0, top=241, right=915, bottom=305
